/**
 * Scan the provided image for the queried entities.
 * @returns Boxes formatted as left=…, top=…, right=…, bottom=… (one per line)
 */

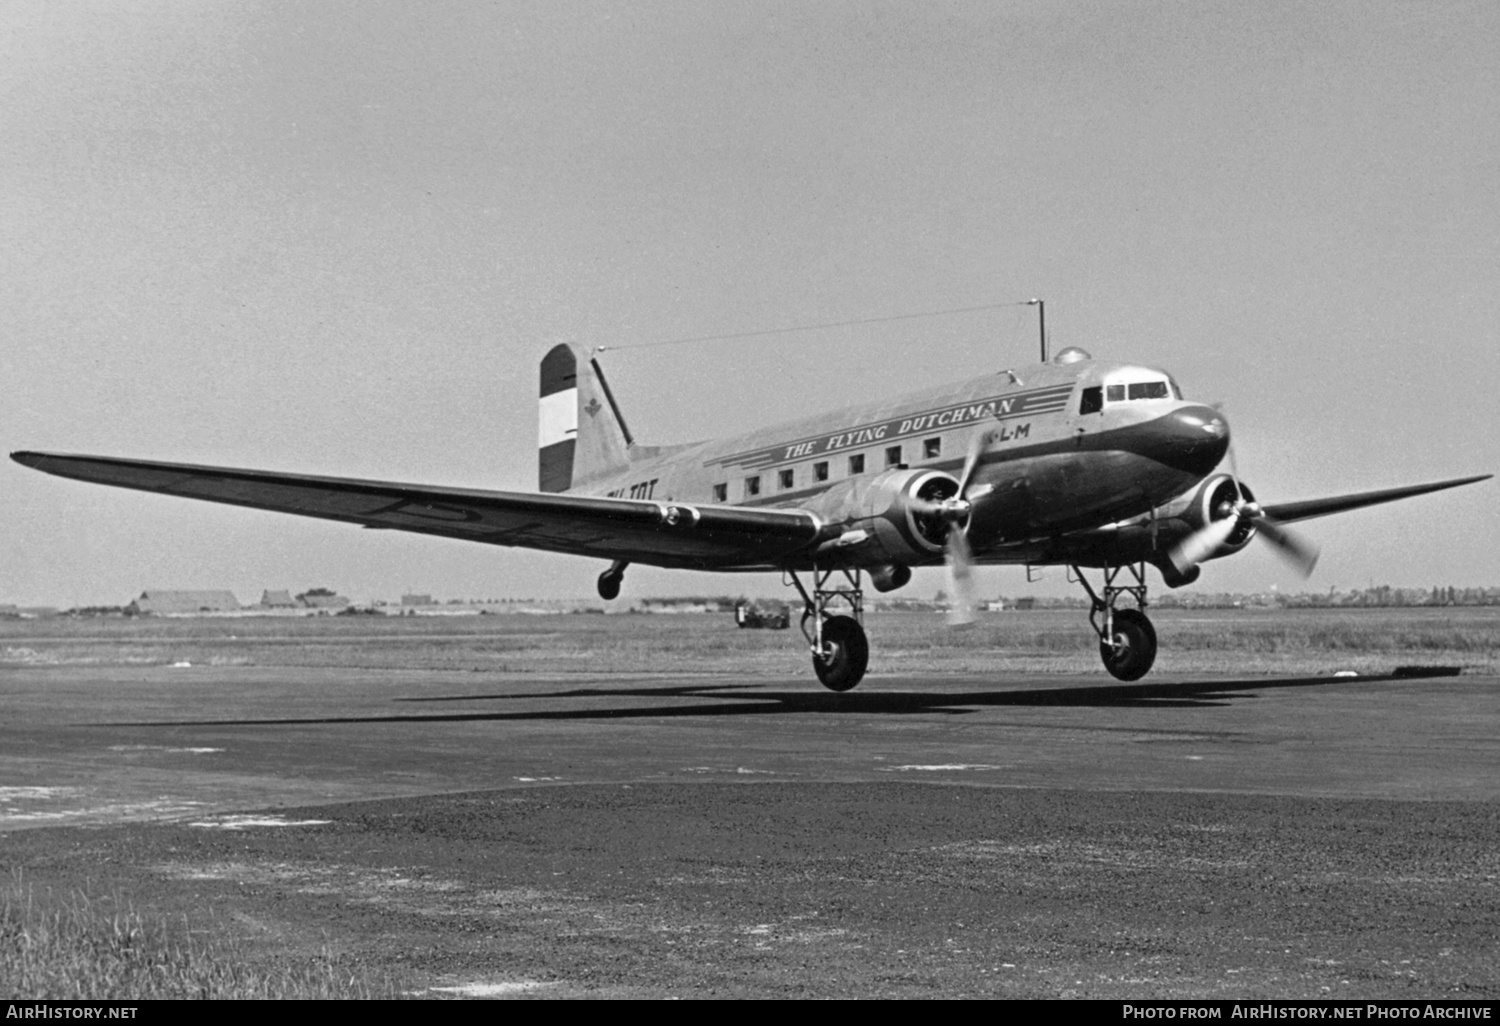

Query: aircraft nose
left=1154, top=404, right=1230, bottom=474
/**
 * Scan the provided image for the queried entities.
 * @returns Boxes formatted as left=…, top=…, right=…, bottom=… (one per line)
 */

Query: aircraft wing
left=10, top=451, right=823, bottom=571
left=1259, top=474, right=1492, bottom=524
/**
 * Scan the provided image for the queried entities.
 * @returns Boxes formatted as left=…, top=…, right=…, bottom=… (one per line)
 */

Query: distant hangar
left=123, top=589, right=352, bottom=615
left=126, top=590, right=242, bottom=615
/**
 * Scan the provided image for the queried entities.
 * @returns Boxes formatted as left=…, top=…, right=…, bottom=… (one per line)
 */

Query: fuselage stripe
left=706, top=386, right=1073, bottom=471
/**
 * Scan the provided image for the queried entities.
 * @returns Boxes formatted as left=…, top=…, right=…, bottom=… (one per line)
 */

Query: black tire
left=597, top=572, right=621, bottom=601
left=813, top=615, right=868, bottom=692
left=1100, top=607, right=1157, bottom=682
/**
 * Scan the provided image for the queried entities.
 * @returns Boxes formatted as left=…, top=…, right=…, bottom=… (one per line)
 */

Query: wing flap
left=1259, top=474, right=1492, bottom=524
left=12, top=451, right=822, bottom=569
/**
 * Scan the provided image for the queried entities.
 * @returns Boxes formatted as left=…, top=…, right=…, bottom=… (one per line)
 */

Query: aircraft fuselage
left=570, top=353, right=1228, bottom=572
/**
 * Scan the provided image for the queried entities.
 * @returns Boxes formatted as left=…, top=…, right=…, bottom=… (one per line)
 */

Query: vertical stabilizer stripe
left=539, top=344, right=577, bottom=398
left=538, top=344, right=580, bottom=491
left=538, top=388, right=578, bottom=448
left=538, top=439, right=575, bottom=492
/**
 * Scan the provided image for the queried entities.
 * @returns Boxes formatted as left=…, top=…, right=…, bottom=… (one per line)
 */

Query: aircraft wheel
left=1100, top=608, right=1157, bottom=682
left=597, top=570, right=622, bottom=601
left=813, top=615, right=868, bottom=692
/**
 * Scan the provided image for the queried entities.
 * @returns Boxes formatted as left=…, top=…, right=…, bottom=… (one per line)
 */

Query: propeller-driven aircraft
left=13, top=343, right=1489, bottom=690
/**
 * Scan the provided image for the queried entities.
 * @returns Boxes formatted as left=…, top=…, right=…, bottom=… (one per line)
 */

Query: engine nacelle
left=808, top=468, right=963, bottom=568
left=1155, top=473, right=1257, bottom=567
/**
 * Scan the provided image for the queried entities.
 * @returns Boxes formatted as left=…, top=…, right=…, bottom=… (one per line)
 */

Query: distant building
left=259, top=590, right=298, bottom=609
left=297, top=589, right=351, bottom=610
left=127, top=590, right=241, bottom=616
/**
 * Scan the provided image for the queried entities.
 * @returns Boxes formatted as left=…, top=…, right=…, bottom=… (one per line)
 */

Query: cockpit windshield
left=1080, top=368, right=1184, bottom=415
left=1104, top=378, right=1179, bottom=403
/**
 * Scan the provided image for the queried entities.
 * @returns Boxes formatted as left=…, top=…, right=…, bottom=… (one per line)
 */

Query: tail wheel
left=1100, top=608, right=1157, bottom=682
left=813, top=615, right=868, bottom=692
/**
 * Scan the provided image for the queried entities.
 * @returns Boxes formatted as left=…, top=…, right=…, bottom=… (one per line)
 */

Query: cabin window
left=848, top=453, right=865, bottom=475
left=712, top=483, right=727, bottom=502
left=1128, top=381, right=1170, bottom=400
left=1080, top=386, right=1103, bottom=415
left=885, top=445, right=903, bottom=468
left=778, top=468, right=794, bottom=491
left=923, top=437, right=942, bottom=460
left=813, top=461, right=829, bottom=482
left=744, top=475, right=760, bottom=498
left=1106, top=384, right=1125, bottom=402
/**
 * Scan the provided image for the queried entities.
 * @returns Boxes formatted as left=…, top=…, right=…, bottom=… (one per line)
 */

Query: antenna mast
left=1027, top=298, right=1046, bottom=362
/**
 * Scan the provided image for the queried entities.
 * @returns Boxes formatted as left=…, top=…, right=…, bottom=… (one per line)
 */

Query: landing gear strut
left=1073, top=562, right=1158, bottom=681
left=597, top=560, right=628, bottom=601
left=786, top=567, right=868, bottom=692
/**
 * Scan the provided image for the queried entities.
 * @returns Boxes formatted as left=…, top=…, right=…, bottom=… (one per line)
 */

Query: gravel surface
left=8, top=782, right=1496, bottom=999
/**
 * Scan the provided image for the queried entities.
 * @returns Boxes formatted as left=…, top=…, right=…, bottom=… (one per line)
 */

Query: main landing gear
left=1072, top=562, right=1158, bottom=681
left=786, top=567, right=868, bottom=692
left=778, top=561, right=1160, bottom=690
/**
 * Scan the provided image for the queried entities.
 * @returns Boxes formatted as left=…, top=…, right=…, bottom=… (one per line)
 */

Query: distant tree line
left=1150, top=585, right=1500, bottom=609
left=27, top=584, right=1500, bottom=618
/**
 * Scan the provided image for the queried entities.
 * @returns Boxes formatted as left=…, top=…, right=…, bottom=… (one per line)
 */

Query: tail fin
left=538, top=344, right=632, bottom=492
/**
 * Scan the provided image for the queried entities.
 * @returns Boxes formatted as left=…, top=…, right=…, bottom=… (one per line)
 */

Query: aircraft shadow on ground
left=100, top=673, right=1432, bottom=729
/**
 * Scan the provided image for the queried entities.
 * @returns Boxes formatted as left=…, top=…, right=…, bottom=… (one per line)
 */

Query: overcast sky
left=3, top=0, right=1497, bottom=607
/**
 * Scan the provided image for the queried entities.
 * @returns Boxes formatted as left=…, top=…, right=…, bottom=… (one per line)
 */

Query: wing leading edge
left=10, top=451, right=822, bottom=571
left=1259, top=474, right=1492, bottom=524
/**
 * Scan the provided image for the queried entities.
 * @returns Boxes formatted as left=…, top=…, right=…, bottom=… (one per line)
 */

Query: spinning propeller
left=1167, top=475, right=1320, bottom=578
left=1169, top=412, right=1319, bottom=578
left=912, top=429, right=994, bottom=626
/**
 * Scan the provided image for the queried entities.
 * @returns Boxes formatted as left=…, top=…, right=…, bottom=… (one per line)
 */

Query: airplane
left=12, top=342, right=1490, bottom=691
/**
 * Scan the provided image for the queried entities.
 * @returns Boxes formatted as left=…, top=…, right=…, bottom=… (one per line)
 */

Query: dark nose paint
left=1142, top=405, right=1230, bottom=475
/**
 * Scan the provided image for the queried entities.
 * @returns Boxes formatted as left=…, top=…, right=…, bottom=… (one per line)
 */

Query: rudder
left=537, top=344, right=632, bottom=493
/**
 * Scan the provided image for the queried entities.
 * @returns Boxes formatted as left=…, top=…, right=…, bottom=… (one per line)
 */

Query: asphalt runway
left=3, top=662, right=1497, bottom=997
left=5, top=663, right=1498, bottom=823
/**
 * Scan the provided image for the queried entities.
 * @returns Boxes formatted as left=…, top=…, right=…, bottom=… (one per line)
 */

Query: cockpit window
left=1095, top=368, right=1182, bottom=409
left=1100, top=378, right=1176, bottom=405
left=1127, top=381, right=1170, bottom=400
left=1079, top=386, right=1103, bottom=415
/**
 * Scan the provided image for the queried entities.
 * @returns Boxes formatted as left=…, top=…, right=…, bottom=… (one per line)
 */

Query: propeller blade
left=1167, top=515, right=1238, bottom=575
left=956, top=428, right=991, bottom=497
left=1253, top=517, right=1320, bottom=577
left=944, top=524, right=978, bottom=627
left=942, top=428, right=997, bottom=627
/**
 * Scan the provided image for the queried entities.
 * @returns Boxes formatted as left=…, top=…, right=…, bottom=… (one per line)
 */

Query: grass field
left=3, top=606, right=1496, bottom=678
left=1, top=875, right=403, bottom=999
